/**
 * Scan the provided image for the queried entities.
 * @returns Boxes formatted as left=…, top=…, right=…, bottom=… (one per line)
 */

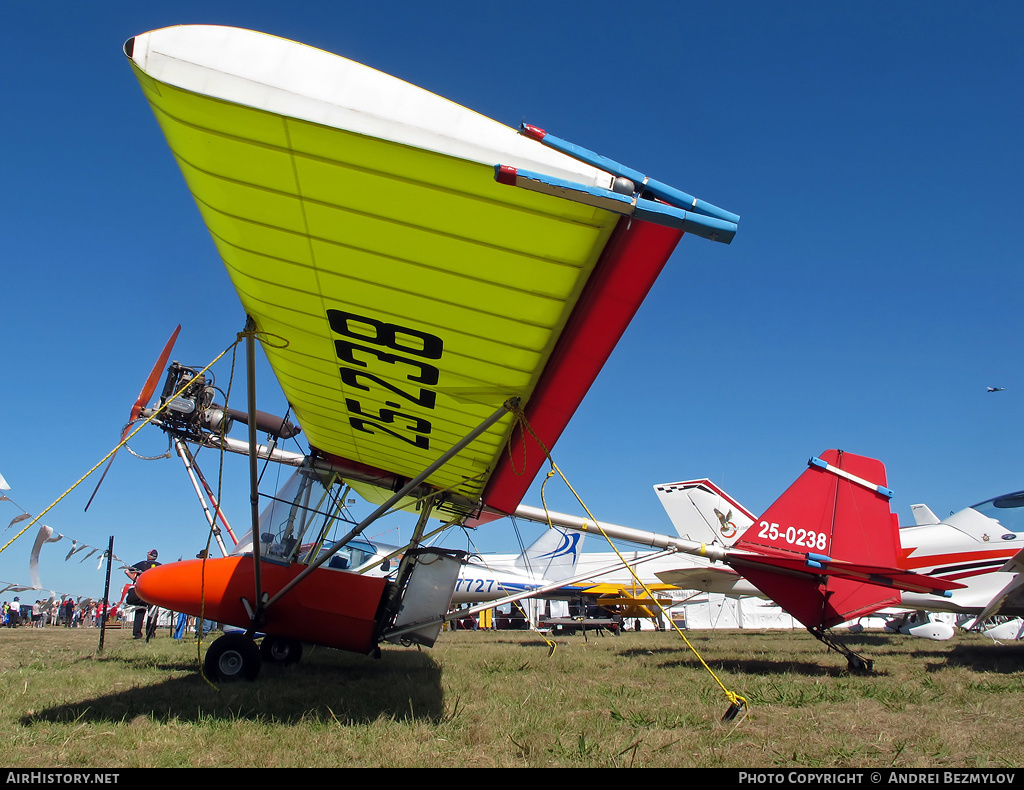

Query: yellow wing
left=126, top=26, right=696, bottom=518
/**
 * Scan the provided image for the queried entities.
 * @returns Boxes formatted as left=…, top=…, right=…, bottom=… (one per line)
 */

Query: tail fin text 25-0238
left=727, top=451, right=963, bottom=628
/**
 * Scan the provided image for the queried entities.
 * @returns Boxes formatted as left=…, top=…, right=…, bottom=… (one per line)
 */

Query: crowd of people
left=1, top=595, right=123, bottom=628
left=2, top=548, right=215, bottom=639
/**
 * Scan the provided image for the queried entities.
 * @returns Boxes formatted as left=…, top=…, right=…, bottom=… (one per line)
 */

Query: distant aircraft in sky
left=987, top=387, right=1006, bottom=392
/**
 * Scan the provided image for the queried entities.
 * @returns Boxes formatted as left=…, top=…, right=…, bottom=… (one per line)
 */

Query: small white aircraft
left=894, top=493, right=1024, bottom=632
left=386, top=525, right=587, bottom=607
left=502, top=480, right=758, bottom=624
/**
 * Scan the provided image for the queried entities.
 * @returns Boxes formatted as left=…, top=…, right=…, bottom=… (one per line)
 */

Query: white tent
left=669, top=593, right=798, bottom=631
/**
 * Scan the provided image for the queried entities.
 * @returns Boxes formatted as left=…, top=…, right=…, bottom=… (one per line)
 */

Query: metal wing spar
left=125, top=25, right=737, bottom=520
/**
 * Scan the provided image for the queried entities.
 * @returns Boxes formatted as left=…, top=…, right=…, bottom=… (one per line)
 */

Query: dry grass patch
left=2, top=625, right=1022, bottom=767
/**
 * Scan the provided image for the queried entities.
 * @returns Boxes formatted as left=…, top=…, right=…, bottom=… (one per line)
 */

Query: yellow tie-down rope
left=195, top=325, right=292, bottom=689
left=506, top=404, right=749, bottom=726
left=454, top=527, right=559, bottom=656
left=0, top=337, right=244, bottom=559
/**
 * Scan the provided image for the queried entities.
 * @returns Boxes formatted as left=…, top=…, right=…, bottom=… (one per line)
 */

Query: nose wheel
left=204, top=633, right=262, bottom=681
left=260, top=635, right=303, bottom=666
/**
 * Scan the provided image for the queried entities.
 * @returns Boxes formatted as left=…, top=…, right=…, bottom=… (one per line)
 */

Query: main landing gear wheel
left=260, top=636, right=303, bottom=666
left=808, top=626, right=875, bottom=675
left=204, top=633, right=261, bottom=681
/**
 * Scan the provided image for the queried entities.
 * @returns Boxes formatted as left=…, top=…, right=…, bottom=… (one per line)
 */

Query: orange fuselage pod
left=135, top=556, right=389, bottom=654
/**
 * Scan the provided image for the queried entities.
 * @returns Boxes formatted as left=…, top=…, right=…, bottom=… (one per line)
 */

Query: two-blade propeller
left=84, top=326, right=181, bottom=511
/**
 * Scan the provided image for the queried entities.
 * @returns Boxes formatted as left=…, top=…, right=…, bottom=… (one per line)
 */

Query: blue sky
left=2, top=2, right=1022, bottom=598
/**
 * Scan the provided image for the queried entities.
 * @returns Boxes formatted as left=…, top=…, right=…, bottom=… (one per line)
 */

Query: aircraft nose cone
left=133, top=556, right=254, bottom=629
left=135, top=561, right=195, bottom=611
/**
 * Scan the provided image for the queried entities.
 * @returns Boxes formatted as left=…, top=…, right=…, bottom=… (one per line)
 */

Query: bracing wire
left=504, top=402, right=750, bottom=726
left=0, top=338, right=243, bottom=558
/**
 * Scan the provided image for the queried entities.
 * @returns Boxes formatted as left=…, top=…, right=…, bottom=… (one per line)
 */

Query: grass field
left=2, top=624, right=1023, bottom=768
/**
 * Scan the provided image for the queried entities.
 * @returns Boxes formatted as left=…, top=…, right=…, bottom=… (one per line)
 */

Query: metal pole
left=173, top=438, right=229, bottom=556
left=379, top=493, right=436, bottom=622
left=98, top=535, right=113, bottom=653
left=244, top=318, right=263, bottom=617
left=190, top=459, right=238, bottom=546
left=263, top=397, right=518, bottom=609
left=512, top=503, right=728, bottom=561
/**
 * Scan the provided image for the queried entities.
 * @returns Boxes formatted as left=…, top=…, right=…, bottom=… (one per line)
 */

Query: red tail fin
left=730, top=449, right=903, bottom=629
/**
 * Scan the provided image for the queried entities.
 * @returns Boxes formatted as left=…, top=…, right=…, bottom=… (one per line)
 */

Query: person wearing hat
left=125, top=549, right=161, bottom=639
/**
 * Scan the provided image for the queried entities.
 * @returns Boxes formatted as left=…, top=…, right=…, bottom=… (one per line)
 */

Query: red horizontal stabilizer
left=728, top=449, right=907, bottom=629
left=726, top=553, right=965, bottom=594
left=817, top=560, right=965, bottom=594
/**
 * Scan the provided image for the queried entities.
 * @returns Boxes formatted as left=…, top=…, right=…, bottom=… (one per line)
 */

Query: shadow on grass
left=614, top=642, right=889, bottom=677
left=924, top=642, right=1024, bottom=673
left=657, top=655, right=858, bottom=677
left=21, top=645, right=445, bottom=726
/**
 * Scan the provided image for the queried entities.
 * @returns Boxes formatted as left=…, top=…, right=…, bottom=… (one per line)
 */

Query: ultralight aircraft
left=114, top=24, right=742, bottom=681
left=116, top=26, right=958, bottom=679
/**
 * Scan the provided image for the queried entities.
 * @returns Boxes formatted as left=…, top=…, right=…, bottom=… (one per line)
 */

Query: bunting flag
left=0, top=581, right=38, bottom=595
left=5, top=513, right=31, bottom=533
left=30, top=526, right=64, bottom=590
left=3, top=484, right=128, bottom=591
left=24, top=525, right=128, bottom=592
left=2, top=488, right=126, bottom=602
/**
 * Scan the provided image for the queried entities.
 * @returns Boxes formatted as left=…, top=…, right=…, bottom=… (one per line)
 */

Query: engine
left=151, top=360, right=300, bottom=441
left=154, top=361, right=233, bottom=440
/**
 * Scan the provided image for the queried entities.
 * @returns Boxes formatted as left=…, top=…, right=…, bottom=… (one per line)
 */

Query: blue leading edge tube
left=520, top=123, right=741, bottom=226
left=495, top=164, right=738, bottom=244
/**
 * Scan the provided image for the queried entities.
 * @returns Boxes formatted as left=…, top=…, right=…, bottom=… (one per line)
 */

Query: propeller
left=84, top=325, right=181, bottom=511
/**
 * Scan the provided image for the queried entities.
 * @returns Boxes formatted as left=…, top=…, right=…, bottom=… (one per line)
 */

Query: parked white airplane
left=506, top=480, right=758, bottom=621
left=283, top=521, right=587, bottom=608
left=447, top=527, right=585, bottom=606
left=893, top=491, right=1024, bottom=634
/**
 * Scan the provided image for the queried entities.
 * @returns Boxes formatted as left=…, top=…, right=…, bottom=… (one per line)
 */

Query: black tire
left=204, top=633, right=261, bottom=681
left=260, top=636, right=303, bottom=666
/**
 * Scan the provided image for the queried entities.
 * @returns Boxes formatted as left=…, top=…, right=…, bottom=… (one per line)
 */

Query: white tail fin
left=514, top=527, right=584, bottom=582
left=910, top=503, right=941, bottom=525
left=653, top=479, right=754, bottom=547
